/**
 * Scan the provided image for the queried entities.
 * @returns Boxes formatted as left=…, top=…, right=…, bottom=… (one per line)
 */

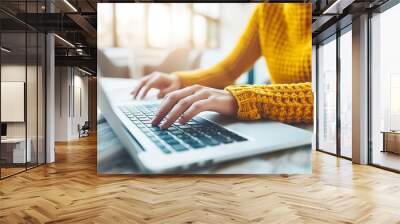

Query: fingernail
left=160, top=123, right=168, bottom=130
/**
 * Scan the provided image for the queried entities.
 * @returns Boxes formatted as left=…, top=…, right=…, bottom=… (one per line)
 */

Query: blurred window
left=148, top=4, right=171, bottom=48
left=317, top=36, right=337, bottom=155
left=339, top=28, right=352, bottom=158
left=97, top=4, right=114, bottom=47
left=115, top=4, right=145, bottom=48
left=370, top=1, right=400, bottom=172
left=171, top=4, right=191, bottom=47
left=193, top=3, right=220, bottom=19
left=98, top=3, right=221, bottom=49
left=193, top=15, right=207, bottom=48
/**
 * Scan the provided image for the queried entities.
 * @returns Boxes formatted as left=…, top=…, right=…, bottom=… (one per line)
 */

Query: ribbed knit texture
left=176, top=3, right=312, bottom=123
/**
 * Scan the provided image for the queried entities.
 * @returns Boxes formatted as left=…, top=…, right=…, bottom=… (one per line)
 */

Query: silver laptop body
left=99, top=79, right=312, bottom=173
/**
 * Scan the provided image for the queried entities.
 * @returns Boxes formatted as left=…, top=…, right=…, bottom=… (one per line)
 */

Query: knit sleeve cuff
left=225, top=85, right=262, bottom=120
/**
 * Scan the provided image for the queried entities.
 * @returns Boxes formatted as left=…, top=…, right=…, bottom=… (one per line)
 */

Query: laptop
left=99, top=78, right=312, bottom=173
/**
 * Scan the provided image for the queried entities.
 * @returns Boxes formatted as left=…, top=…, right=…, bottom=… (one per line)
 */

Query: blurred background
left=97, top=3, right=268, bottom=84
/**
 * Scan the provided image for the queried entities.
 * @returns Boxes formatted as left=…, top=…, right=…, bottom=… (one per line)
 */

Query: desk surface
left=1, top=138, right=26, bottom=143
left=97, top=77, right=312, bottom=174
left=381, top=131, right=400, bottom=134
left=97, top=118, right=312, bottom=174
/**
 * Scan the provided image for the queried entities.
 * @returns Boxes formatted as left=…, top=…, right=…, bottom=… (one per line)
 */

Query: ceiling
left=1, top=0, right=395, bottom=74
left=312, top=0, right=391, bottom=43
left=0, top=0, right=98, bottom=74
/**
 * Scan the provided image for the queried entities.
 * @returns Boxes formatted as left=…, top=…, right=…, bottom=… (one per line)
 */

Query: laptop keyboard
left=119, top=104, right=247, bottom=154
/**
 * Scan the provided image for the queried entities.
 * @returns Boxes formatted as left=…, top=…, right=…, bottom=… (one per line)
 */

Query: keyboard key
left=221, top=138, right=234, bottom=144
left=196, top=136, right=219, bottom=146
left=170, top=131, right=183, bottom=136
left=149, top=136, right=158, bottom=142
left=171, top=144, right=188, bottom=152
left=182, top=137, right=196, bottom=143
left=165, top=139, right=179, bottom=145
left=187, top=140, right=205, bottom=149
left=180, top=125, right=192, bottom=129
left=206, top=139, right=220, bottom=146
left=154, top=141, right=171, bottom=154
left=211, top=135, right=233, bottom=144
left=191, top=132, right=205, bottom=138
left=229, top=134, right=247, bottom=142
left=159, top=133, right=173, bottom=139
left=150, top=127, right=161, bottom=131
left=144, top=132, right=153, bottom=137
left=156, top=144, right=171, bottom=154
left=177, top=133, right=192, bottom=140
left=191, top=143, right=205, bottom=149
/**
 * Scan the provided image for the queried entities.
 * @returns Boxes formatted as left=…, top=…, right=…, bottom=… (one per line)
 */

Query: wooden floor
left=373, top=150, right=400, bottom=171
left=1, top=135, right=400, bottom=224
left=1, top=167, right=26, bottom=178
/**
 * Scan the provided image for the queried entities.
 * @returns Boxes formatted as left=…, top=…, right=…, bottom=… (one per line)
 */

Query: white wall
left=1, top=65, right=26, bottom=138
left=1, top=64, right=46, bottom=164
left=54, top=67, right=89, bottom=141
left=55, top=67, right=68, bottom=141
left=1, top=65, right=38, bottom=138
left=71, top=74, right=89, bottom=138
left=79, top=75, right=89, bottom=125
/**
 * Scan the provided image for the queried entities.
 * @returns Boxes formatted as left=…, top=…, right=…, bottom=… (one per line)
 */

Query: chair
left=79, top=121, right=90, bottom=138
left=143, top=48, right=202, bottom=75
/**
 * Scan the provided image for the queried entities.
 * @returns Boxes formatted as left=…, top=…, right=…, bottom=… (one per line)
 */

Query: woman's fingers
left=131, top=72, right=181, bottom=100
left=151, top=85, right=237, bottom=129
left=159, top=90, right=210, bottom=129
left=131, top=76, right=150, bottom=99
left=157, top=85, right=176, bottom=99
left=138, top=76, right=160, bottom=99
left=178, top=99, right=212, bottom=124
left=151, top=85, right=201, bottom=126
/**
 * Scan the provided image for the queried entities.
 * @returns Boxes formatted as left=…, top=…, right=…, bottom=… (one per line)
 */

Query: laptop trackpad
left=199, top=112, right=312, bottom=145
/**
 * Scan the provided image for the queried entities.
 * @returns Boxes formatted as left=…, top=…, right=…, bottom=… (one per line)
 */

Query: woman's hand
left=151, top=85, right=238, bottom=129
left=131, top=72, right=182, bottom=99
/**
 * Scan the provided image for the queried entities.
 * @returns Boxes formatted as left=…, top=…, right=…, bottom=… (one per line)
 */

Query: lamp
left=63, top=0, right=78, bottom=12
left=1, top=47, right=11, bottom=53
left=322, top=0, right=355, bottom=15
left=54, top=34, right=75, bottom=48
left=78, top=67, right=93, bottom=76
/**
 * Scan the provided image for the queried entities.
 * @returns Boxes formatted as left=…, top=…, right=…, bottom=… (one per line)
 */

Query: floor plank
left=0, top=135, right=400, bottom=224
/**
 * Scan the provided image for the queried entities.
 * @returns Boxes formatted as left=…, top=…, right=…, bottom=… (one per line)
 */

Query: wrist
left=224, top=86, right=260, bottom=120
left=225, top=90, right=239, bottom=116
left=171, top=73, right=182, bottom=89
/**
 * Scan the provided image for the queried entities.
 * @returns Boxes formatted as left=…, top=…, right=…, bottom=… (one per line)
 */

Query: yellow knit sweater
left=176, top=3, right=313, bottom=123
